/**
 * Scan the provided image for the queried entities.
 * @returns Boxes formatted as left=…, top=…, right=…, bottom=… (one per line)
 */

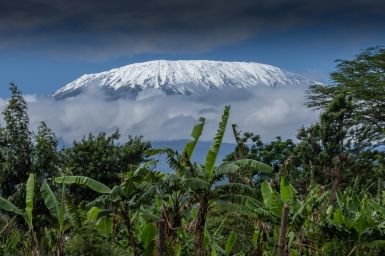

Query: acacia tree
left=307, top=47, right=385, bottom=149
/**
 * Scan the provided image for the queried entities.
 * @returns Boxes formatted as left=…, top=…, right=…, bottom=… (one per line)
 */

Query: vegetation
left=0, top=47, right=385, bottom=255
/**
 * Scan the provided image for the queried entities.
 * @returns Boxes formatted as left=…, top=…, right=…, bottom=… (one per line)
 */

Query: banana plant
left=0, top=173, right=39, bottom=256
left=151, top=106, right=273, bottom=256
left=205, top=220, right=238, bottom=256
left=318, top=187, right=385, bottom=255
left=186, top=106, right=273, bottom=256
left=55, top=170, right=161, bottom=256
left=145, top=117, right=206, bottom=236
left=40, top=181, right=66, bottom=256
left=233, top=177, right=329, bottom=255
left=0, top=217, right=20, bottom=256
left=52, top=176, right=114, bottom=254
left=108, top=168, right=162, bottom=256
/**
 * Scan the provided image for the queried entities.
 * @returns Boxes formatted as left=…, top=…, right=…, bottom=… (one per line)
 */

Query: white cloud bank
left=0, top=87, right=319, bottom=144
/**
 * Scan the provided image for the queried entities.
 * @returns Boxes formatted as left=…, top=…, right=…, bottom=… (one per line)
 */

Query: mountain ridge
left=53, top=60, right=317, bottom=99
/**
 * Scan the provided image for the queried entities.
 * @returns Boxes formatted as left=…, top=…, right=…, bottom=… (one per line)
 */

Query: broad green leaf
left=225, top=231, right=237, bottom=255
left=290, top=249, right=300, bottom=256
left=280, top=176, right=296, bottom=203
left=25, top=173, right=35, bottom=229
left=145, top=147, right=177, bottom=157
left=183, top=117, right=205, bottom=159
left=135, top=186, right=157, bottom=206
left=95, top=217, right=112, bottom=237
left=214, top=183, right=255, bottom=198
left=40, top=181, right=60, bottom=218
left=261, top=181, right=274, bottom=208
left=333, top=208, right=344, bottom=225
left=40, top=180, right=64, bottom=232
left=290, top=196, right=313, bottom=225
left=174, top=244, right=182, bottom=256
left=252, top=229, right=261, bottom=246
left=367, top=199, right=385, bottom=217
left=212, top=163, right=239, bottom=180
left=141, top=223, right=157, bottom=248
left=288, top=231, right=296, bottom=247
left=143, top=159, right=158, bottom=168
left=205, top=106, right=230, bottom=178
left=110, top=185, right=123, bottom=202
left=211, top=243, right=225, bottom=255
left=87, top=206, right=100, bottom=222
left=55, top=176, right=112, bottom=194
left=183, top=178, right=210, bottom=190
left=261, top=181, right=282, bottom=217
left=353, top=211, right=368, bottom=235
left=326, top=205, right=333, bottom=218
left=0, top=197, right=23, bottom=216
left=191, top=207, right=198, bottom=219
left=234, top=159, right=273, bottom=175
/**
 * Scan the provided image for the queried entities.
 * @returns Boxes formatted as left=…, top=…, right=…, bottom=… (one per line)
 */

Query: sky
left=0, top=0, right=384, bottom=96
left=0, top=0, right=384, bottom=143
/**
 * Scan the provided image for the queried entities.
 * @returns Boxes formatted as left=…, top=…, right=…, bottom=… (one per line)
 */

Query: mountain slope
left=53, top=60, right=316, bottom=99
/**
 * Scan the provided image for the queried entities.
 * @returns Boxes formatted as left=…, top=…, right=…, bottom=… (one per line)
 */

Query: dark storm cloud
left=0, top=0, right=384, bottom=58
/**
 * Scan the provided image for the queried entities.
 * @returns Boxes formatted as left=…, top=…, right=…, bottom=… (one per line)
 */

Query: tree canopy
left=307, top=47, right=385, bottom=149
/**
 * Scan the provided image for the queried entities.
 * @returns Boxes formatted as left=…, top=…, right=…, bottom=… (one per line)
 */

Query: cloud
left=0, top=86, right=319, bottom=144
left=0, top=0, right=384, bottom=59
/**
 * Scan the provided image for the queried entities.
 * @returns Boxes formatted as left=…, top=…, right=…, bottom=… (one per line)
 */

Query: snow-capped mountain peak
left=53, top=60, right=316, bottom=99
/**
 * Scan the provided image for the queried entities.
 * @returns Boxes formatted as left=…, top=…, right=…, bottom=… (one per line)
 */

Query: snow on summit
left=53, top=60, right=316, bottom=99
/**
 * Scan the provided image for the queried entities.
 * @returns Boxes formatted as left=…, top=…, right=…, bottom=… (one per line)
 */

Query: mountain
left=53, top=60, right=317, bottom=99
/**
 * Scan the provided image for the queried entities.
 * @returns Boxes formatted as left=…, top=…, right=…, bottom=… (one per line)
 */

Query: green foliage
left=225, top=127, right=297, bottom=185
left=183, top=117, right=205, bottom=159
left=151, top=106, right=274, bottom=256
left=55, top=176, right=112, bottom=194
left=0, top=83, right=32, bottom=203
left=95, top=217, right=112, bottom=237
left=0, top=173, right=35, bottom=229
left=33, top=121, right=59, bottom=180
left=0, top=198, right=24, bottom=216
left=226, top=128, right=296, bottom=169
left=60, top=131, right=151, bottom=203
left=140, top=222, right=157, bottom=255
left=40, top=181, right=65, bottom=232
left=0, top=174, right=40, bottom=255
left=32, top=121, right=61, bottom=237
left=205, top=105, right=230, bottom=177
left=1, top=48, right=385, bottom=255
left=25, top=173, right=35, bottom=230
left=280, top=176, right=296, bottom=204
left=307, top=46, right=385, bottom=148
left=225, top=231, right=237, bottom=255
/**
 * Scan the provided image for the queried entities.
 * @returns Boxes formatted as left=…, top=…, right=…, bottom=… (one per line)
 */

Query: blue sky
left=0, top=0, right=384, bottom=96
